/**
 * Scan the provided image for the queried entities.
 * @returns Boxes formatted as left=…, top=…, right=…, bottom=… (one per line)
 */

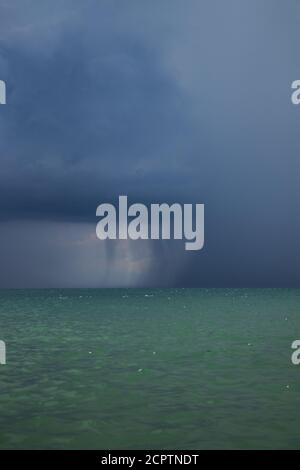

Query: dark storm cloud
left=0, top=0, right=198, bottom=221
left=0, top=0, right=300, bottom=287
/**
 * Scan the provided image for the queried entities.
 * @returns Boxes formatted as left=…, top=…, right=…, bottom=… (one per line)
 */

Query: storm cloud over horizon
left=0, top=0, right=300, bottom=287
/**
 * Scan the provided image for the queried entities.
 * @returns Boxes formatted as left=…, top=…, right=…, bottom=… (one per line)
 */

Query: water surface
left=0, top=288, right=299, bottom=449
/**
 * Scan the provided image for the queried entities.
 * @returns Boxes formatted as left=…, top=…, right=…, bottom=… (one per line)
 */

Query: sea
left=0, top=288, right=299, bottom=449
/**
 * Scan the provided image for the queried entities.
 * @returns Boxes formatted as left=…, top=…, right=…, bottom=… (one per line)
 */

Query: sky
left=0, top=0, right=300, bottom=287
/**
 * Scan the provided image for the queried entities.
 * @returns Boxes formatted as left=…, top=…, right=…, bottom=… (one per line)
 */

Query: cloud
left=0, top=1, right=300, bottom=286
left=0, top=0, right=199, bottom=223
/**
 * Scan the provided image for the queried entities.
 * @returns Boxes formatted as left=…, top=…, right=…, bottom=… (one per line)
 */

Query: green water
left=0, top=288, right=299, bottom=449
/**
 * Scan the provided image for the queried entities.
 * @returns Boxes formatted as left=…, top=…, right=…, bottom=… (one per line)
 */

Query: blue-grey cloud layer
left=0, top=0, right=300, bottom=287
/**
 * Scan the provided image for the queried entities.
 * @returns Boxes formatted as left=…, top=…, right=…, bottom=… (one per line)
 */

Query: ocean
left=0, top=288, right=299, bottom=449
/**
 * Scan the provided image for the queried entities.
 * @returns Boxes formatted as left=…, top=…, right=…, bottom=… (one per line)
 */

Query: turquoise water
left=0, top=288, right=299, bottom=449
